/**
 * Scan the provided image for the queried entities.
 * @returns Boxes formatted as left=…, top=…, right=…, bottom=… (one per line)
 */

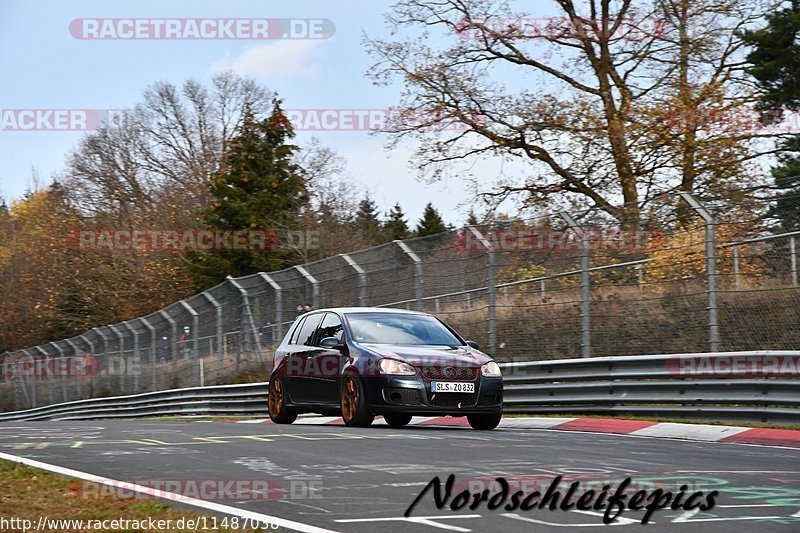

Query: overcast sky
left=0, top=0, right=546, bottom=224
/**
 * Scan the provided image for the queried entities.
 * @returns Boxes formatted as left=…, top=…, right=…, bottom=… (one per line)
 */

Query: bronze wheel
left=268, top=376, right=296, bottom=424
left=340, top=376, right=374, bottom=427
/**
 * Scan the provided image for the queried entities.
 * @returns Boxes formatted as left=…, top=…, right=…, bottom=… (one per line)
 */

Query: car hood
left=359, top=343, right=491, bottom=367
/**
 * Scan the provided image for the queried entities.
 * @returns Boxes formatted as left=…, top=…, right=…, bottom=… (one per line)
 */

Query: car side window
left=316, top=313, right=343, bottom=345
left=297, top=313, right=323, bottom=346
left=288, top=317, right=307, bottom=345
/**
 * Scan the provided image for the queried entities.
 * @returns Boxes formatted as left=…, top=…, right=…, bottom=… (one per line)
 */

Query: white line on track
left=0, top=451, right=338, bottom=533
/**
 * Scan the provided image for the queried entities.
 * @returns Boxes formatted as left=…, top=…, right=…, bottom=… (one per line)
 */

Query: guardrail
left=1, top=351, right=798, bottom=424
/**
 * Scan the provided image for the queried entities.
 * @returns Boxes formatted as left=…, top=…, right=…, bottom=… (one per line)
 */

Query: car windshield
left=346, top=313, right=462, bottom=346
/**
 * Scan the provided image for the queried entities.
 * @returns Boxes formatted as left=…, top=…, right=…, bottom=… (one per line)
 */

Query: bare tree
left=366, top=0, right=780, bottom=227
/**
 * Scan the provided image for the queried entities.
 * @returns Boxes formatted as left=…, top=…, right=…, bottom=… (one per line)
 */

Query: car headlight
left=380, top=359, right=416, bottom=376
left=481, top=361, right=502, bottom=377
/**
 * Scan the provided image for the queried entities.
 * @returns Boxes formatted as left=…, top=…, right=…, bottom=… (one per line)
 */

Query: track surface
left=1, top=419, right=798, bottom=532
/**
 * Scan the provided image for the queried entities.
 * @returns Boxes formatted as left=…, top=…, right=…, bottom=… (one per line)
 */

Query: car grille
left=426, top=391, right=479, bottom=409
left=383, top=387, right=420, bottom=405
left=418, top=366, right=479, bottom=381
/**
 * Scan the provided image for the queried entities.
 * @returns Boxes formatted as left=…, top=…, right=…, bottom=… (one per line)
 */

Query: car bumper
left=361, top=375, right=503, bottom=415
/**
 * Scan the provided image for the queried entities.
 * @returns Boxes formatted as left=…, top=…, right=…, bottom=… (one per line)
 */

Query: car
left=267, top=307, right=503, bottom=430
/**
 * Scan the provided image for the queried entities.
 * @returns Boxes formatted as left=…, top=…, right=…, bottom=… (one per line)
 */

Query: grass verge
left=0, top=460, right=280, bottom=532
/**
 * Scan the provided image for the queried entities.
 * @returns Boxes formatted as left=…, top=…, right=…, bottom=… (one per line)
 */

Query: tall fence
left=2, top=193, right=799, bottom=411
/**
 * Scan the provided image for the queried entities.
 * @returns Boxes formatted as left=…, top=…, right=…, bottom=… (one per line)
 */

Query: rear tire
left=341, top=376, right=374, bottom=427
left=467, top=412, right=502, bottom=430
left=383, top=413, right=413, bottom=428
left=268, top=376, right=297, bottom=424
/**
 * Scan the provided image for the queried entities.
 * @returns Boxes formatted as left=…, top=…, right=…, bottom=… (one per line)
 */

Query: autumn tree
left=366, top=0, right=775, bottom=227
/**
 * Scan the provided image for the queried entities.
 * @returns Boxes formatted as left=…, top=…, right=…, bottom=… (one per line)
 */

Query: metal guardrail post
left=91, top=328, right=108, bottom=393
left=64, top=339, right=82, bottom=398
left=122, top=321, right=140, bottom=392
left=679, top=192, right=720, bottom=352
left=179, top=301, right=200, bottom=385
left=108, top=324, right=125, bottom=393
left=395, top=240, right=423, bottom=311
left=202, top=292, right=224, bottom=383
left=179, top=300, right=199, bottom=358
left=50, top=342, right=67, bottom=403
left=22, top=348, right=38, bottom=407
left=560, top=212, right=591, bottom=358
left=340, top=254, right=367, bottom=306
left=139, top=318, right=157, bottom=390
left=33, top=346, right=52, bottom=405
left=227, top=276, right=265, bottom=363
left=7, top=351, right=31, bottom=409
left=158, top=310, right=178, bottom=379
left=468, top=227, right=497, bottom=355
left=791, top=236, right=798, bottom=288
left=733, top=246, right=741, bottom=290
left=293, top=265, right=320, bottom=310
left=258, top=273, right=283, bottom=341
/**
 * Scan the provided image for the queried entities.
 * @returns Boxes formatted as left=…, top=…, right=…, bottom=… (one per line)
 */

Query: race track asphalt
left=0, top=419, right=798, bottom=532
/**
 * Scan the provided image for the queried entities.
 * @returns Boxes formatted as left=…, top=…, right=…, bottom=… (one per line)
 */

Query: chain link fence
left=2, top=193, right=798, bottom=411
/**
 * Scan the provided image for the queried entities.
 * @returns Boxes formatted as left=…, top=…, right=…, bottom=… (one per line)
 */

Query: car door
left=307, top=312, right=345, bottom=404
left=284, top=313, right=323, bottom=403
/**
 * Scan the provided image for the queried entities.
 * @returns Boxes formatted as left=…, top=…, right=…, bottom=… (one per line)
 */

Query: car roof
left=301, top=307, right=431, bottom=317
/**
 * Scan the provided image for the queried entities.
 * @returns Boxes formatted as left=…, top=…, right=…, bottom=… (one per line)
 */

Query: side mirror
left=465, top=340, right=480, bottom=350
left=320, top=337, right=344, bottom=350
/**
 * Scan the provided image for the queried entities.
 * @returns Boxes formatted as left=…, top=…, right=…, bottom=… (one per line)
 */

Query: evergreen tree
left=743, top=2, right=800, bottom=231
left=354, top=193, right=381, bottom=244
left=187, top=100, right=308, bottom=286
left=383, top=203, right=410, bottom=240
left=416, top=202, right=447, bottom=236
left=466, top=210, right=479, bottom=226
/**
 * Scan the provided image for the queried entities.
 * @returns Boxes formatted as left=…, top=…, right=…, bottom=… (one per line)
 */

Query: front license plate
left=431, top=381, right=475, bottom=393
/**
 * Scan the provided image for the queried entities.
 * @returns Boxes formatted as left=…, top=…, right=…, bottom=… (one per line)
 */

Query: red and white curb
left=207, top=416, right=800, bottom=449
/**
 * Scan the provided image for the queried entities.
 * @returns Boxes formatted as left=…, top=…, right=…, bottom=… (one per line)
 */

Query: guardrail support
left=679, top=192, right=720, bottom=352
left=395, top=240, right=423, bottom=311
left=258, top=273, right=283, bottom=342
left=107, top=325, right=126, bottom=393
left=468, top=227, right=497, bottom=356
left=733, top=246, right=741, bottom=290
left=791, top=236, right=798, bottom=288
left=560, top=212, right=591, bottom=358
left=340, top=254, right=367, bottom=306
left=293, top=265, right=320, bottom=310
left=179, top=301, right=200, bottom=359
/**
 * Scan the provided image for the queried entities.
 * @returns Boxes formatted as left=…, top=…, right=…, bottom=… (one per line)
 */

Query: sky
left=0, top=0, right=540, bottom=225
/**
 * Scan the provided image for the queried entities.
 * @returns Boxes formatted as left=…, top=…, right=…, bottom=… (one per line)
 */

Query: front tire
left=341, top=376, right=374, bottom=427
left=467, top=412, right=502, bottom=430
left=268, top=376, right=297, bottom=424
left=383, top=413, right=413, bottom=428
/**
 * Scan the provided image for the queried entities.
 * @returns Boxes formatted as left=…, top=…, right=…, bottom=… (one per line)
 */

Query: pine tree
left=354, top=194, right=381, bottom=244
left=743, top=2, right=800, bottom=231
left=466, top=210, right=479, bottom=226
left=187, top=100, right=308, bottom=286
left=416, top=202, right=447, bottom=236
left=383, top=203, right=410, bottom=240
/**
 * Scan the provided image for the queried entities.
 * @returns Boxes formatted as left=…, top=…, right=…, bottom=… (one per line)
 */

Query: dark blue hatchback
left=267, top=307, right=503, bottom=430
